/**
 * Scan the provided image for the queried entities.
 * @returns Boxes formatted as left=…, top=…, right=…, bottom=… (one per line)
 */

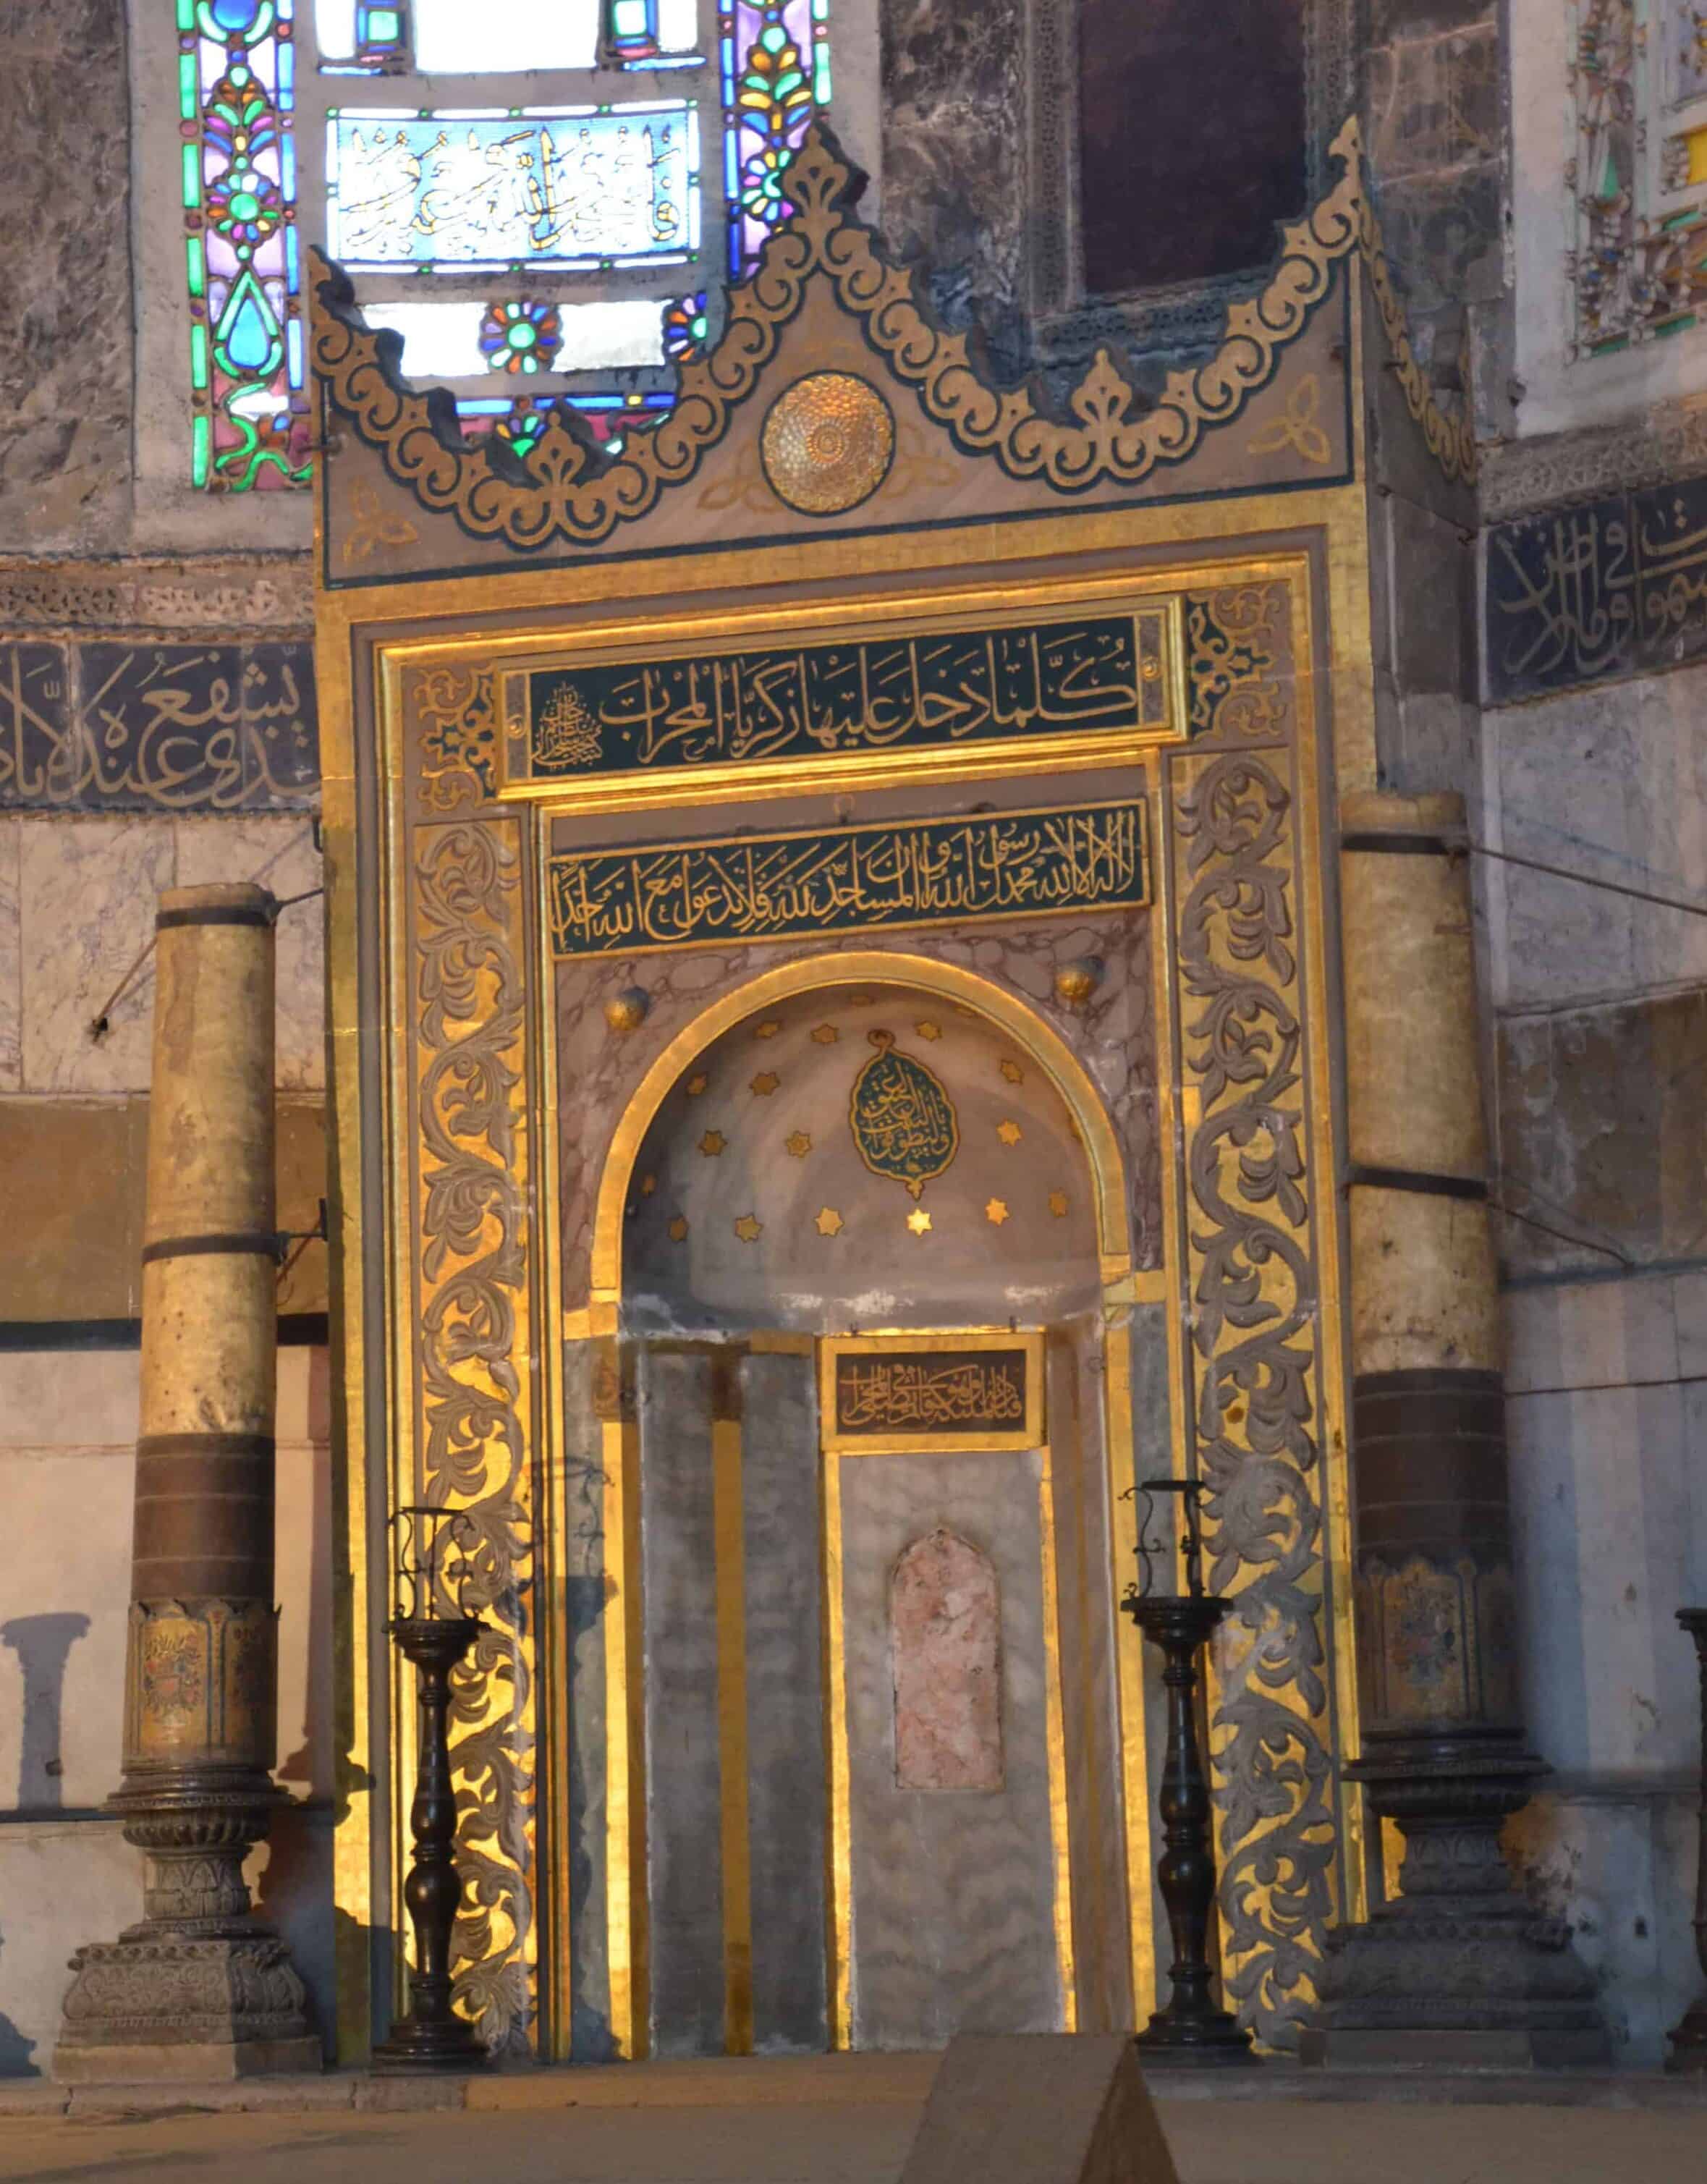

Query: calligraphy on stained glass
left=545, top=799, right=1149, bottom=957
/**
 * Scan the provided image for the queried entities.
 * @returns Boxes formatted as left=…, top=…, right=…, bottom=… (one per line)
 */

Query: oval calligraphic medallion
left=761, top=371, right=896, bottom=516
left=848, top=1030, right=959, bottom=1199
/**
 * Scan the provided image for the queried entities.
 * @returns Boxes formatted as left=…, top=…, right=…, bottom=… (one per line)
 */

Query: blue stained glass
left=287, top=317, right=305, bottom=387
left=225, top=284, right=277, bottom=370
left=210, top=0, right=264, bottom=31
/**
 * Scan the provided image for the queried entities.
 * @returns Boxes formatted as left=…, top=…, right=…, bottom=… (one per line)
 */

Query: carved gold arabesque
left=311, top=119, right=1471, bottom=554
left=411, top=818, right=538, bottom=2052
left=1172, top=576, right=1338, bottom=2047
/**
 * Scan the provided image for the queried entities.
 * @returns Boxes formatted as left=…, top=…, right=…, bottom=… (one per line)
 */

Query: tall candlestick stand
left=373, top=1507, right=489, bottom=2073
left=1666, top=1607, right=1707, bottom=2073
left=1122, top=1479, right=1258, bottom=2065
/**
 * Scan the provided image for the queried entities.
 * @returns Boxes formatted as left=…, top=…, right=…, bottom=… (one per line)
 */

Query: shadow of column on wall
left=0, top=1612, right=90, bottom=1811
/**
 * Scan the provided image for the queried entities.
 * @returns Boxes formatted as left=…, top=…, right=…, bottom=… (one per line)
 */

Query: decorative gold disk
left=761, top=372, right=895, bottom=515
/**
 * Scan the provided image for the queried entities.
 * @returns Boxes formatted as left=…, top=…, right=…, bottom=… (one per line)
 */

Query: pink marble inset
left=890, top=1528, right=1002, bottom=1792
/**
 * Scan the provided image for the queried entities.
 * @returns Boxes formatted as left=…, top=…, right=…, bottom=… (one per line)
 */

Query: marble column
left=1302, top=793, right=1604, bottom=2067
left=55, top=884, right=317, bottom=2083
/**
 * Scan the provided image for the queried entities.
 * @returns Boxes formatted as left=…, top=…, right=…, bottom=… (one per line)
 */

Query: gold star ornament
left=640, top=1172, right=657, bottom=1196
left=999, top=1058, right=1025, bottom=1083
left=811, top=1023, right=839, bottom=1045
left=754, top=1020, right=782, bottom=1039
left=906, top=1208, right=933, bottom=1236
left=687, top=1073, right=708, bottom=1097
left=1048, top=1190, right=1069, bottom=1218
left=733, top=1214, right=763, bottom=1243
left=785, top=1131, right=813, bottom=1159
left=699, top=1129, right=726, bottom=1156
left=815, top=1206, right=844, bottom=1237
left=668, top=1216, right=689, bottom=1243
left=750, top=1070, right=780, bottom=1096
left=985, top=1198, right=1009, bottom=1226
left=996, top=1119, right=1023, bottom=1146
left=914, top=1020, right=942, bottom=1041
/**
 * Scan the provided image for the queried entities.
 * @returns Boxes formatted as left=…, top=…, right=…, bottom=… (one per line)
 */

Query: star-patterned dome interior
left=621, top=981, right=1102, bottom=1334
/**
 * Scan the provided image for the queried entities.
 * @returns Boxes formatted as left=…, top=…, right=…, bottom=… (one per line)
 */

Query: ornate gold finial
left=761, top=371, right=895, bottom=515
left=1054, top=958, right=1103, bottom=1011
left=604, top=987, right=650, bottom=1033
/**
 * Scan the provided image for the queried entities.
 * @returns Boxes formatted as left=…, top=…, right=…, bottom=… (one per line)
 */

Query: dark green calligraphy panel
left=516, top=609, right=1172, bottom=787
left=546, top=798, right=1148, bottom=957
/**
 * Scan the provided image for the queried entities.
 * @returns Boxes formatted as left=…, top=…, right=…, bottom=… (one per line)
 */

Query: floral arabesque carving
left=313, top=117, right=1470, bottom=553
left=1173, top=744, right=1338, bottom=2050
left=413, top=819, right=538, bottom=2053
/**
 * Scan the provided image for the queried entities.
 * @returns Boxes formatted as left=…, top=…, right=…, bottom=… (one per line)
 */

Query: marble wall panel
left=0, top=0, right=131, bottom=554
left=0, top=1096, right=327, bottom=1322
left=18, top=818, right=173, bottom=1094
left=1506, top=1375, right=1703, bottom=1778
left=0, top=821, right=18, bottom=1091
left=636, top=1349, right=724, bottom=2058
left=738, top=1353, right=829, bottom=2054
left=175, top=817, right=326, bottom=1091
left=0, top=1822, right=138, bottom=2075
left=841, top=1447, right=1059, bottom=2047
left=879, top=0, right=1028, bottom=376
left=1504, top=1787, right=1699, bottom=2065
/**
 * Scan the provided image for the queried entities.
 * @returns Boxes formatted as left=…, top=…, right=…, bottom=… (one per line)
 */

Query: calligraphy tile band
left=510, top=606, right=1177, bottom=794
left=546, top=797, right=1149, bottom=959
left=0, top=640, right=318, bottom=813
left=1483, top=472, right=1707, bottom=703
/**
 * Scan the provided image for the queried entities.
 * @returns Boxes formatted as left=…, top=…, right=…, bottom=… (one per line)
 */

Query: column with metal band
left=1302, top=792, right=1606, bottom=2068
left=55, top=884, right=318, bottom=2083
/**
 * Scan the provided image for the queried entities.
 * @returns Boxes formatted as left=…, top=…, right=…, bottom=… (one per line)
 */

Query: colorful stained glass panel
left=327, top=103, right=699, bottom=267
left=181, top=0, right=310, bottom=491
left=363, top=295, right=667, bottom=374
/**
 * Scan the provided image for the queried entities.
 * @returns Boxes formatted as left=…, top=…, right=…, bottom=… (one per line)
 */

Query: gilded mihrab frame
left=313, top=117, right=1472, bottom=2067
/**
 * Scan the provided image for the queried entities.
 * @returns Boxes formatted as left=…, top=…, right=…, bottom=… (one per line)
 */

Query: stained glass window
left=180, top=0, right=312, bottom=491
left=175, top=1, right=837, bottom=488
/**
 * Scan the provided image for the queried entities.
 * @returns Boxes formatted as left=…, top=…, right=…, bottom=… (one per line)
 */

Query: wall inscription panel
left=546, top=800, right=1148, bottom=958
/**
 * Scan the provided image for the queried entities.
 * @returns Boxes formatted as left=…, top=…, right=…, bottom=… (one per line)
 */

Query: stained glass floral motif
left=328, top=104, right=698, bottom=268
left=719, top=0, right=828, bottom=278
left=181, top=0, right=310, bottom=491
left=478, top=299, right=565, bottom=374
left=661, top=291, right=708, bottom=363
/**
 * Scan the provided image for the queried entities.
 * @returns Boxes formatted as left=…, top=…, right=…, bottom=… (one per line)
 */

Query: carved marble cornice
left=1478, top=399, right=1707, bottom=522
left=0, top=555, right=311, bottom=635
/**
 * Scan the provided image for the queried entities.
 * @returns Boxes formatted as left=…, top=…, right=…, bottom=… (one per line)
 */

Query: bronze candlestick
left=1122, top=1478, right=1258, bottom=2065
left=1667, top=1607, right=1707, bottom=2073
left=373, top=1507, right=489, bottom=2073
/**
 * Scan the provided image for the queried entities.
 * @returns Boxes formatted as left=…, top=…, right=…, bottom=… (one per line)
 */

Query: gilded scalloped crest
left=311, top=117, right=1472, bottom=553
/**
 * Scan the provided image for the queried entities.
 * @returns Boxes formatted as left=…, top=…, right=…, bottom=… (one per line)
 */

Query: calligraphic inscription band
left=0, top=640, right=318, bottom=812
left=1484, top=473, right=1707, bottom=702
left=511, top=609, right=1175, bottom=792
left=818, top=1334, right=1044, bottom=1454
left=547, top=800, right=1148, bottom=959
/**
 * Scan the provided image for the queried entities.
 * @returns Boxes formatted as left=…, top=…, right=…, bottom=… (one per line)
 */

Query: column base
left=54, top=1934, right=318, bottom=2083
left=1666, top=1995, right=1707, bottom=2073
left=1300, top=2026, right=1609, bottom=2070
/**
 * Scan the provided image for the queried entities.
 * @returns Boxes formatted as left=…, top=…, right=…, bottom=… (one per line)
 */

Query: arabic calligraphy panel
left=0, top=639, right=319, bottom=813
left=821, top=1334, right=1044, bottom=1453
left=546, top=800, right=1150, bottom=959
left=1483, top=475, right=1707, bottom=702
left=506, top=604, right=1179, bottom=807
